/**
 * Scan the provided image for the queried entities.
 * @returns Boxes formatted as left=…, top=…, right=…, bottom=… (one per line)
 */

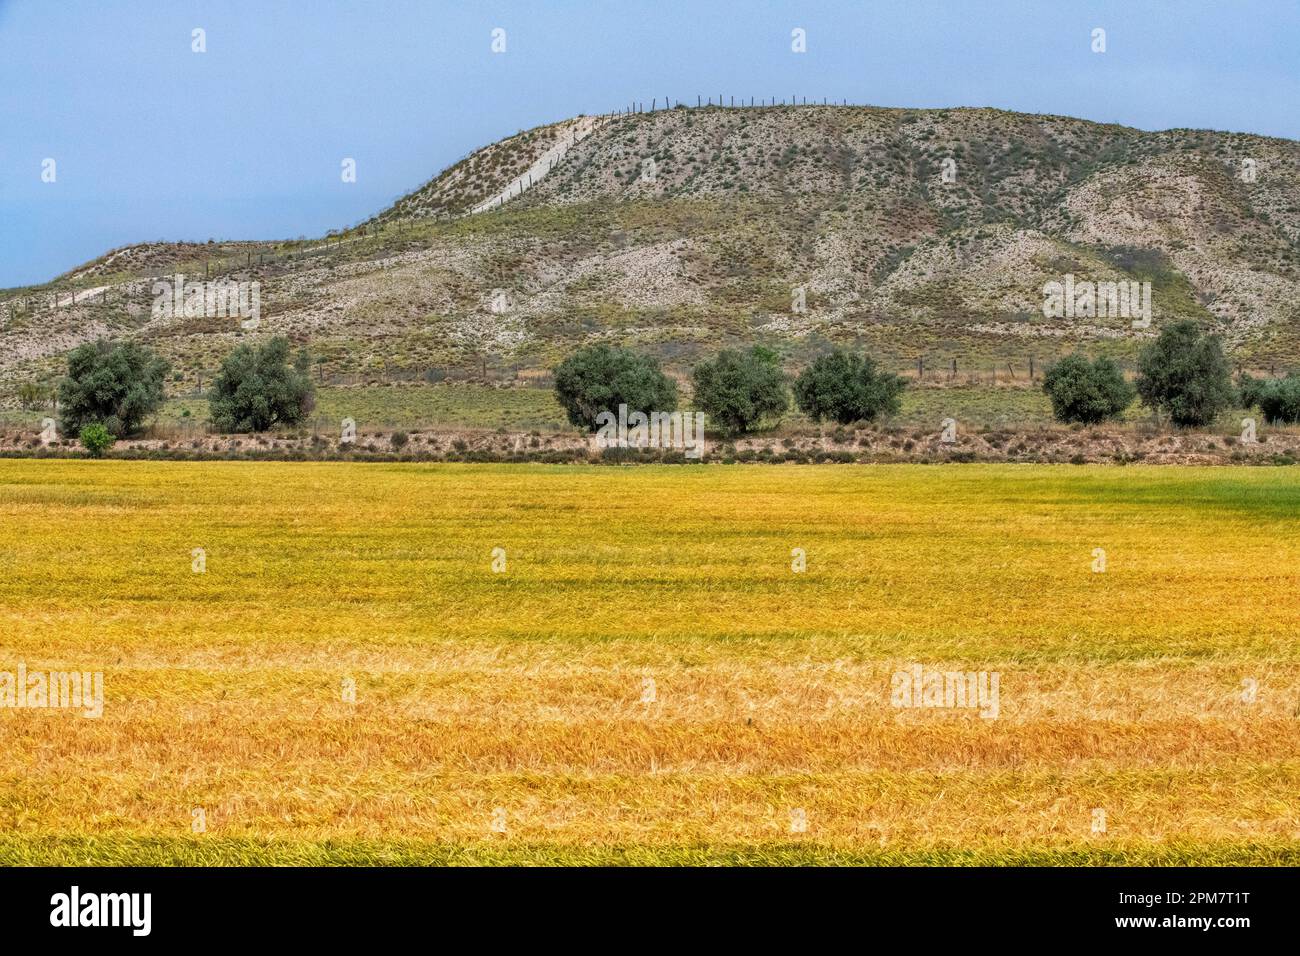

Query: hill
left=3, top=102, right=1299, bottom=406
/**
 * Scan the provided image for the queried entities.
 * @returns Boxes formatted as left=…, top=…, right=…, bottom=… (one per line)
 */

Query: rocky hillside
left=3, top=103, right=1298, bottom=401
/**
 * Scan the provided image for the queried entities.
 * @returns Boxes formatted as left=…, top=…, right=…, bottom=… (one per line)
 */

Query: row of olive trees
left=553, top=343, right=906, bottom=436
left=555, top=322, right=1300, bottom=439
left=1043, top=320, right=1300, bottom=427
left=57, top=337, right=315, bottom=455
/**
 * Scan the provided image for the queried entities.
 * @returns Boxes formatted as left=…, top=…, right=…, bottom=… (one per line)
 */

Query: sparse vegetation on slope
left=3, top=103, right=1298, bottom=423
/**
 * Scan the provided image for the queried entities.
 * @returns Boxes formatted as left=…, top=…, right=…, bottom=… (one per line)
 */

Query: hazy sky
left=2, top=0, right=1297, bottom=288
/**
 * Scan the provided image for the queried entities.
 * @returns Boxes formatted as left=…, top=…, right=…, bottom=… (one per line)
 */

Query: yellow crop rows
left=1, top=461, right=1297, bottom=864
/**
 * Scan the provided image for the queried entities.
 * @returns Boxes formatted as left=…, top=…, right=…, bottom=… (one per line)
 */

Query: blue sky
left=2, top=0, right=1297, bottom=288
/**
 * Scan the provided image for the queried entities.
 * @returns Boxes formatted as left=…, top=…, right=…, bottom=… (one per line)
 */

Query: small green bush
left=79, top=423, right=115, bottom=458
left=1255, top=375, right=1300, bottom=424
left=1237, top=373, right=1268, bottom=410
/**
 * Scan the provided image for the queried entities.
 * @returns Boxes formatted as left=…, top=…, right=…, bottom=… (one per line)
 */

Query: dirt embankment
left=3, top=423, right=1298, bottom=465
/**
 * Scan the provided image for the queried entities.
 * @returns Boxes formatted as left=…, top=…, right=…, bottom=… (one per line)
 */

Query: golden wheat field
left=0, top=459, right=1297, bottom=865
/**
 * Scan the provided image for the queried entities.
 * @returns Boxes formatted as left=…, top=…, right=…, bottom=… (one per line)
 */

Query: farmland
left=1, top=460, right=1298, bottom=865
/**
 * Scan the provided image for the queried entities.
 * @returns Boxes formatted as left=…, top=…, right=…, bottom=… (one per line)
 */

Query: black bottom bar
left=0, top=866, right=1290, bottom=943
